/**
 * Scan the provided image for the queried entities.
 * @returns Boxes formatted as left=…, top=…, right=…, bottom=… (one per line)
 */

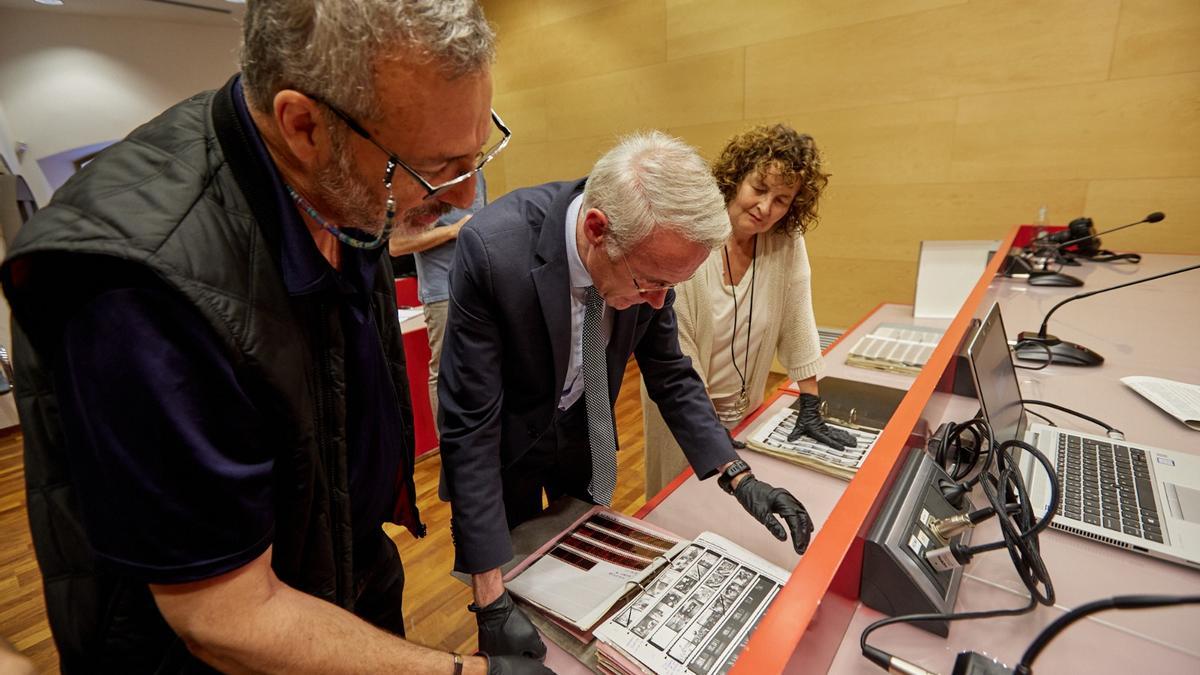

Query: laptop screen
left=966, top=302, right=1027, bottom=443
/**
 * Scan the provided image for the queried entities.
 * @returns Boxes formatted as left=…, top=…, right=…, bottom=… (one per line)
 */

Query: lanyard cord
left=722, top=235, right=757, bottom=396
left=285, top=183, right=396, bottom=250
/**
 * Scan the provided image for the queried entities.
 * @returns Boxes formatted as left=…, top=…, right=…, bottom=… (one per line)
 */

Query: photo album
left=503, top=506, right=788, bottom=675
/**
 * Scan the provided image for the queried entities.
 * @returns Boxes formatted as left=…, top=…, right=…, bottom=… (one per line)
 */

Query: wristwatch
left=717, top=459, right=752, bottom=494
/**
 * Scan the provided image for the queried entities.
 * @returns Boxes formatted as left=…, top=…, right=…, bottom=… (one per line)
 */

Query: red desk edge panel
left=699, top=226, right=1020, bottom=674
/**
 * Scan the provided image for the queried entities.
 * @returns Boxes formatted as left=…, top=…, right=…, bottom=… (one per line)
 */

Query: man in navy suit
left=439, top=132, right=814, bottom=659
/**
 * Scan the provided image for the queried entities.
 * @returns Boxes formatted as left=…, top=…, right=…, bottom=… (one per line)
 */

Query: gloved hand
left=470, top=590, right=547, bottom=661
left=486, top=654, right=555, bottom=675
left=733, top=475, right=814, bottom=555
left=788, top=393, right=858, bottom=451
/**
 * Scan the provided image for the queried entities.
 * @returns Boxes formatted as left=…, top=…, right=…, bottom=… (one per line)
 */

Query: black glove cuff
left=469, top=590, right=512, bottom=616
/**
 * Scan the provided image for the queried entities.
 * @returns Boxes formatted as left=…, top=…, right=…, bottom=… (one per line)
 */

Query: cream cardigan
left=640, top=230, right=825, bottom=496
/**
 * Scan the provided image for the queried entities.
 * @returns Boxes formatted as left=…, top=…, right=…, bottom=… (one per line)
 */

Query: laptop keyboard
left=1055, top=433, right=1164, bottom=543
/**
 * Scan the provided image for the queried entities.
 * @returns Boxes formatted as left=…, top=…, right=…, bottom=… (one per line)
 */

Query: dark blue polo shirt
left=51, top=78, right=407, bottom=584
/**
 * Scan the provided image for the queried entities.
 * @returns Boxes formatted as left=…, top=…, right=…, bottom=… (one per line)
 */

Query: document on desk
left=593, top=532, right=787, bottom=675
left=505, top=507, right=686, bottom=634
left=1122, top=376, right=1200, bottom=431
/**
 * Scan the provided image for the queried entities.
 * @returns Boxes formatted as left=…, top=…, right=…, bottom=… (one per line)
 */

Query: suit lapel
left=531, top=179, right=587, bottom=400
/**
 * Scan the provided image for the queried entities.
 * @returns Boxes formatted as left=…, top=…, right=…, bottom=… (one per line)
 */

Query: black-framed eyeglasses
left=309, top=94, right=511, bottom=200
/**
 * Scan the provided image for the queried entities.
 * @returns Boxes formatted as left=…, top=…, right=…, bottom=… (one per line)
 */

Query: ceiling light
left=34, top=0, right=65, bottom=6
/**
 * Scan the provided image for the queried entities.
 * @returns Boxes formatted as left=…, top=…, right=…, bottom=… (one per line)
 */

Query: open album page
left=506, top=509, right=686, bottom=632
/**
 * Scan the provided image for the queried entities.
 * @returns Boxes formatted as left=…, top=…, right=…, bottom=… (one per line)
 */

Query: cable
left=930, top=418, right=991, bottom=485
left=861, top=597, right=1038, bottom=673
left=1014, top=594, right=1200, bottom=674
left=862, top=418, right=1059, bottom=672
left=1024, top=409, right=1055, bottom=427
left=1019, top=399, right=1122, bottom=438
left=1081, top=250, right=1141, bottom=264
left=1012, top=340, right=1052, bottom=369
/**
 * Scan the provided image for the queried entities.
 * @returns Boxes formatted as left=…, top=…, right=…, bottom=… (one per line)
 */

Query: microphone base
left=1014, top=332, right=1104, bottom=367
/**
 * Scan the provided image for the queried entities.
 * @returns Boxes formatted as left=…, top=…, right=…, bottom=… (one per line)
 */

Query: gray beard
left=313, top=150, right=452, bottom=237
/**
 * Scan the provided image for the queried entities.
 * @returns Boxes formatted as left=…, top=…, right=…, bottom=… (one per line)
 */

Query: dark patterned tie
left=583, top=286, right=617, bottom=505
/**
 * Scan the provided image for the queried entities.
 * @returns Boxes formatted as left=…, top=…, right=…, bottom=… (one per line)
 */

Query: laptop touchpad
left=1165, top=483, right=1200, bottom=524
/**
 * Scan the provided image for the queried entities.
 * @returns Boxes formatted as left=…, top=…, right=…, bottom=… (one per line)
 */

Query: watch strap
left=718, top=459, right=752, bottom=494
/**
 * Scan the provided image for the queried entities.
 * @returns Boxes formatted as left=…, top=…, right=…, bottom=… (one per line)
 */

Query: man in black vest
left=1, top=1, right=545, bottom=673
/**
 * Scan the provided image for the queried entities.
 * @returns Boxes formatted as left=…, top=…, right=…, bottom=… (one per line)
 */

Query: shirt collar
left=564, top=194, right=592, bottom=289
left=231, top=76, right=379, bottom=297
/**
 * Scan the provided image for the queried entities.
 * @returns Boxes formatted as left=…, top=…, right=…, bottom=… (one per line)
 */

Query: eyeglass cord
left=285, top=183, right=395, bottom=250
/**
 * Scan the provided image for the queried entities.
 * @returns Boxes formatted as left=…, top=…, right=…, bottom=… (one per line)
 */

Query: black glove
left=470, top=591, right=547, bottom=661
left=733, top=475, right=814, bottom=555
left=725, top=427, right=746, bottom=450
left=788, top=394, right=858, bottom=451
left=486, top=654, right=556, bottom=675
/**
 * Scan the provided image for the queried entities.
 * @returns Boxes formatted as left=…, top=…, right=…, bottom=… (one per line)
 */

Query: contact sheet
left=594, top=532, right=788, bottom=675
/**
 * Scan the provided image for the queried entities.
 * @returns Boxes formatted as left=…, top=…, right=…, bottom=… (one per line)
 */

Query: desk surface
left=640, top=241, right=1200, bottom=673
left=826, top=253, right=1200, bottom=674
left=640, top=303, right=940, bottom=572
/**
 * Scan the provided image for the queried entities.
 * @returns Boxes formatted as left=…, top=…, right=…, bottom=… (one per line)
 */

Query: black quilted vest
left=0, top=76, right=424, bottom=672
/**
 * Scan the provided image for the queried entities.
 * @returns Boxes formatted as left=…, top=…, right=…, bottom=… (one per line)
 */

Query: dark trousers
left=501, top=397, right=597, bottom=530
left=352, top=531, right=407, bottom=637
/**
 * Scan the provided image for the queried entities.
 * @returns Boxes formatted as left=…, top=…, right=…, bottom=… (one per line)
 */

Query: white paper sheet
left=594, top=532, right=788, bottom=675
left=1122, top=376, right=1200, bottom=431
left=507, top=511, right=685, bottom=632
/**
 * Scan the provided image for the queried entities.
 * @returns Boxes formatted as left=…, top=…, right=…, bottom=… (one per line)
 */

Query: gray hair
left=583, top=131, right=731, bottom=256
left=240, top=0, right=495, bottom=121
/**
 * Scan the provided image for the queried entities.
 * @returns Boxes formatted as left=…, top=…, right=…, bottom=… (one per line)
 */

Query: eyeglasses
left=621, top=254, right=676, bottom=294
left=309, top=94, right=511, bottom=200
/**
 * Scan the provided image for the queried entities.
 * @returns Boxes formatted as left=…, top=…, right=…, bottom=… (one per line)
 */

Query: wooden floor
left=0, top=361, right=783, bottom=671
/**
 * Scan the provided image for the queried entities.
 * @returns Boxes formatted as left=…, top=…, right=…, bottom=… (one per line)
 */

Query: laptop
left=966, top=302, right=1200, bottom=568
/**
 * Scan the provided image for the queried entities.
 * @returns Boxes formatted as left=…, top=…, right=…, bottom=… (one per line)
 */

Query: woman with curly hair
left=641, top=124, right=855, bottom=497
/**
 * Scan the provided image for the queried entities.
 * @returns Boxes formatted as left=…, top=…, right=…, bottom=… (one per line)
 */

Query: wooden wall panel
left=664, top=0, right=964, bottom=61
left=499, top=135, right=619, bottom=192
left=745, top=0, right=1119, bottom=117
left=810, top=180, right=1089, bottom=262
left=541, top=49, right=744, bottom=142
left=1111, top=0, right=1200, bottom=79
left=808, top=257, right=917, bottom=328
left=668, top=99, right=958, bottom=185
left=494, top=88, right=548, bottom=144
left=493, top=0, right=666, bottom=93
left=538, top=0, right=629, bottom=25
left=1083, top=178, right=1200, bottom=254
left=481, top=0, right=540, bottom=35
left=481, top=0, right=1200, bottom=327
left=950, top=73, right=1200, bottom=182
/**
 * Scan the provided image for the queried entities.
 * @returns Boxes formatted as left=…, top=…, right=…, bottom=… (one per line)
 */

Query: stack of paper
left=745, top=406, right=880, bottom=480
left=846, top=323, right=944, bottom=376
left=593, top=532, right=788, bottom=675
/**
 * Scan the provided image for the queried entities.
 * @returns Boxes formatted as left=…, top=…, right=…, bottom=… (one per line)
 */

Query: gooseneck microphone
left=1054, top=211, right=1165, bottom=251
left=1014, top=262, right=1200, bottom=367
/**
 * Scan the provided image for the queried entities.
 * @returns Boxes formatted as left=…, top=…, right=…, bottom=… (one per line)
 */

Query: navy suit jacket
left=438, top=179, right=738, bottom=573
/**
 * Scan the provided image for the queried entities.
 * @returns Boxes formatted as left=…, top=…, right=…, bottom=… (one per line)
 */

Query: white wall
left=0, top=7, right=242, bottom=205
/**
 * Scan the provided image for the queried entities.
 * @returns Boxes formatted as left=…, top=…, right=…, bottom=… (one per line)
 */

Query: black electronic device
left=1014, top=262, right=1200, bottom=366
left=1025, top=272, right=1083, bottom=287
left=1039, top=216, right=1095, bottom=254
left=1052, top=210, right=1164, bottom=256
left=861, top=448, right=973, bottom=637
left=1000, top=252, right=1084, bottom=287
